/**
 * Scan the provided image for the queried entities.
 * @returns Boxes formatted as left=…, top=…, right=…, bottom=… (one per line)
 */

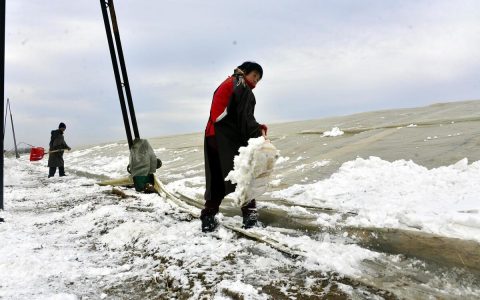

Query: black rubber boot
left=242, top=209, right=258, bottom=229
left=241, top=200, right=258, bottom=229
left=200, top=214, right=219, bottom=233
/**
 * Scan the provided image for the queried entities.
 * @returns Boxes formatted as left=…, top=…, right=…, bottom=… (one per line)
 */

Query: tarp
left=129, top=138, right=158, bottom=177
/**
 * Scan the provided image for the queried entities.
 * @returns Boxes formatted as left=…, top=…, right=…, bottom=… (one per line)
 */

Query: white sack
left=226, top=137, right=279, bottom=207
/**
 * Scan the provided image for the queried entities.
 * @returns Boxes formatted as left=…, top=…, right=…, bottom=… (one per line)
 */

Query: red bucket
left=30, top=147, right=45, bottom=161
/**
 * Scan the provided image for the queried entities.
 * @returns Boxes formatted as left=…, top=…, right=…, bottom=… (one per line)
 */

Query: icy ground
left=1, top=148, right=479, bottom=299
left=2, top=155, right=386, bottom=299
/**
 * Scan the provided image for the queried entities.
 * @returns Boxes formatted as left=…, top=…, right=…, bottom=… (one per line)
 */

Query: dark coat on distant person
left=204, top=74, right=263, bottom=199
left=47, top=130, right=70, bottom=168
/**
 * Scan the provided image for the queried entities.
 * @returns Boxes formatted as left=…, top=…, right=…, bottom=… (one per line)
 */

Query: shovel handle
left=48, top=149, right=70, bottom=154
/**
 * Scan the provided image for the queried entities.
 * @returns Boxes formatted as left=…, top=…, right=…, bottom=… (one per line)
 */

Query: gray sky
left=4, top=0, right=480, bottom=149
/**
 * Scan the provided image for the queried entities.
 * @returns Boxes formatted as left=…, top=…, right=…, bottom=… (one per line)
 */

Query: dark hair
left=237, top=61, right=263, bottom=79
left=59, top=122, right=66, bottom=129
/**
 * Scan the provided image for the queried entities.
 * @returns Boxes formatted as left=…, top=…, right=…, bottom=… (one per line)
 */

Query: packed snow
left=322, top=127, right=344, bottom=137
left=271, top=156, right=480, bottom=242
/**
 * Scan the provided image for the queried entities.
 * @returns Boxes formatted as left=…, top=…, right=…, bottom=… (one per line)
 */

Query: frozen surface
left=2, top=100, right=480, bottom=298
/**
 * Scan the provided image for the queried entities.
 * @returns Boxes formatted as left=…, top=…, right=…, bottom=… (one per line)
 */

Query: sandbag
left=129, top=139, right=160, bottom=191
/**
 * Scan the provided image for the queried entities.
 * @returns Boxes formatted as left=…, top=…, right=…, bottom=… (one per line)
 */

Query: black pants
left=202, top=136, right=255, bottom=217
left=48, top=166, right=65, bottom=177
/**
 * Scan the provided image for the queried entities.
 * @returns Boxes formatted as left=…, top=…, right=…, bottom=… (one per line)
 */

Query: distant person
left=48, top=122, right=71, bottom=178
left=202, top=61, right=268, bottom=232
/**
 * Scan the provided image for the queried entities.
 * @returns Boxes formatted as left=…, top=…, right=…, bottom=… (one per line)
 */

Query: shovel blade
left=29, top=147, right=46, bottom=161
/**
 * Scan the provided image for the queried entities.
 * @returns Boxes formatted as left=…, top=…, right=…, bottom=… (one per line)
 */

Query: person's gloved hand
left=67, top=147, right=72, bottom=151
left=260, top=124, right=268, bottom=136
left=260, top=124, right=268, bottom=140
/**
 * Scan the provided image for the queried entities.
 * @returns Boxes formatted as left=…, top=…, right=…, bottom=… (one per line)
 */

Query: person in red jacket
left=202, top=62, right=267, bottom=232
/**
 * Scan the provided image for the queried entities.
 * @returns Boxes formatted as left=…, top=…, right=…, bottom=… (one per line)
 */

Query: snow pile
left=323, top=127, right=344, bottom=137
left=273, top=156, right=480, bottom=241
left=67, top=144, right=130, bottom=178
left=4, top=158, right=24, bottom=186
left=226, top=137, right=279, bottom=206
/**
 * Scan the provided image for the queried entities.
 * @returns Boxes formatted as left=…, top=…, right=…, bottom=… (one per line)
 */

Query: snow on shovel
left=29, top=147, right=69, bottom=162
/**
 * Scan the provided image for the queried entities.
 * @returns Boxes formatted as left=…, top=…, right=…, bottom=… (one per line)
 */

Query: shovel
left=29, top=147, right=69, bottom=161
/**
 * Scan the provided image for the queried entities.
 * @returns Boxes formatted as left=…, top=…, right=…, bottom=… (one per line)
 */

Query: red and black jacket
left=205, top=75, right=267, bottom=138
left=204, top=73, right=266, bottom=196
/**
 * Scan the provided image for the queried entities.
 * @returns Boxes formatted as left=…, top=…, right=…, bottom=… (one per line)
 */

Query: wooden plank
left=98, top=176, right=133, bottom=186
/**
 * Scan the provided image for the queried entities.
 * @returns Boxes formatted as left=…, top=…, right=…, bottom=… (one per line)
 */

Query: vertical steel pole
left=2, top=99, right=6, bottom=139
left=1, top=0, right=5, bottom=211
left=100, top=0, right=134, bottom=148
left=107, top=0, right=140, bottom=140
left=7, top=100, right=19, bottom=158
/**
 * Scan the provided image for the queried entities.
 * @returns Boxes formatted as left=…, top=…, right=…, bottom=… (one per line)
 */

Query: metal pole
left=107, top=0, right=140, bottom=140
left=100, top=0, right=134, bottom=148
left=7, top=100, right=19, bottom=158
left=3, top=99, right=6, bottom=139
left=1, top=0, right=5, bottom=211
